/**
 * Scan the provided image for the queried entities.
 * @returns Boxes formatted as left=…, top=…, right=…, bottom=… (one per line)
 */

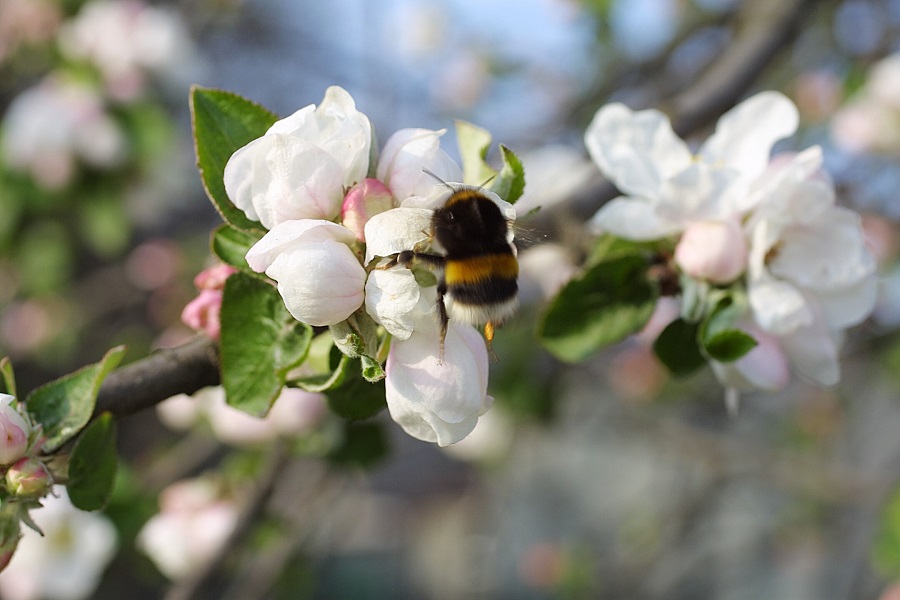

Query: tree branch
left=93, top=336, right=219, bottom=419
left=667, top=0, right=816, bottom=136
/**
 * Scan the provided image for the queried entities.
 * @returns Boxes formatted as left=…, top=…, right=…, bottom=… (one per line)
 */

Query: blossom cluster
left=223, top=86, right=509, bottom=446
left=585, top=91, right=878, bottom=395
left=1, top=0, right=197, bottom=190
left=0, top=394, right=55, bottom=570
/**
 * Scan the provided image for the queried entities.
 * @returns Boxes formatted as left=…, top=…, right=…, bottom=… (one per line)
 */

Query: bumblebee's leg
left=376, top=250, right=416, bottom=270
left=437, top=279, right=449, bottom=362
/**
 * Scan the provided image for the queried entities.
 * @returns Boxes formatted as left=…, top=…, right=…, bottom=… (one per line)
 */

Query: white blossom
left=136, top=478, right=237, bottom=580
left=1, top=76, right=126, bottom=189
left=57, top=0, right=197, bottom=100
left=585, top=91, right=798, bottom=240
left=224, top=86, right=372, bottom=228
left=0, top=487, right=117, bottom=600
left=742, top=148, right=877, bottom=385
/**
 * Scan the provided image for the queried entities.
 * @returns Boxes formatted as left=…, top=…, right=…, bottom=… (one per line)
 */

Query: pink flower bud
left=181, top=289, right=224, bottom=340
left=5, top=457, right=52, bottom=498
left=341, top=178, right=394, bottom=242
left=193, top=264, right=237, bottom=291
left=674, top=218, right=747, bottom=284
left=0, top=396, right=29, bottom=466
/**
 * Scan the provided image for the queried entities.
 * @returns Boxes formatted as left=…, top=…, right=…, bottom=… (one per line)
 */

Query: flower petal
left=246, top=220, right=355, bottom=272
left=780, top=321, right=841, bottom=386
left=589, top=196, right=682, bottom=240
left=377, top=128, right=462, bottom=201
left=699, top=91, right=799, bottom=179
left=748, top=275, right=812, bottom=335
left=365, top=269, right=421, bottom=340
left=363, top=207, right=434, bottom=264
left=584, top=103, right=693, bottom=198
left=385, top=321, right=491, bottom=446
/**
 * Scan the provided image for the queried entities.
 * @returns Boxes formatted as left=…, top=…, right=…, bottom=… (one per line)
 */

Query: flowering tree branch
left=93, top=336, right=219, bottom=420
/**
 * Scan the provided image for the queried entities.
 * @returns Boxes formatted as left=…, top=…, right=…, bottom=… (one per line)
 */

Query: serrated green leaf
left=211, top=224, right=264, bottom=270
left=27, top=346, right=126, bottom=452
left=0, top=358, right=15, bottom=398
left=220, top=274, right=312, bottom=416
left=190, top=86, right=278, bottom=231
left=652, top=319, right=705, bottom=378
left=327, top=421, right=389, bottom=468
left=538, top=255, right=656, bottom=362
left=67, top=413, right=117, bottom=511
left=488, top=145, right=525, bottom=204
left=455, top=120, right=496, bottom=186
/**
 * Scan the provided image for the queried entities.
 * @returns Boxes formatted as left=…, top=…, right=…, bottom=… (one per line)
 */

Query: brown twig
left=93, top=336, right=219, bottom=419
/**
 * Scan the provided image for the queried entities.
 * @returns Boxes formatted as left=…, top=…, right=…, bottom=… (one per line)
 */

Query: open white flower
left=246, top=220, right=367, bottom=326
left=741, top=148, right=877, bottom=385
left=0, top=487, right=117, bottom=600
left=224, top=86, right=372, bottom=228
left=585, top=91, right=798, bottom=241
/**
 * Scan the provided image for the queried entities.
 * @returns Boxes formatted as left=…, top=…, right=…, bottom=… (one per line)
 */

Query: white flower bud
left=674, top=218, right=747, bottom=284
left=246, top=220, right=366, bottom=326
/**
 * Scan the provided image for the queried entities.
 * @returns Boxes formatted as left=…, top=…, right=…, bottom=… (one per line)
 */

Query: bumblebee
left=385, top=185, right=519, bottom=349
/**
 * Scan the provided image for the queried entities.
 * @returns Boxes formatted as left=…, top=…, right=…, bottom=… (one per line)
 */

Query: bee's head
left=432, top=189, right=510, bottom=257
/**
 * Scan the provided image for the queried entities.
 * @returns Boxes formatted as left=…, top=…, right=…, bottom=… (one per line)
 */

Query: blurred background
left=3, top=0, right=900, bottom=598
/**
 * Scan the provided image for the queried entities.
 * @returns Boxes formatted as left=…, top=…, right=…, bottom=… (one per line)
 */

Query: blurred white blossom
left=0, top=487, right=117, bottom=600
left=2, top=75, right=126, bottom=189
left=157, top=386, right=328, bottom=447
left=136, top=477, right=237, bottom=580
left=58, top=0, right=198, bottom=100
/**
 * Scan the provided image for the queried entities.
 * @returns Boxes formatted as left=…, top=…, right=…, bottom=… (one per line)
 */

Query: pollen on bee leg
left=484, top=322, right=499, bottom=363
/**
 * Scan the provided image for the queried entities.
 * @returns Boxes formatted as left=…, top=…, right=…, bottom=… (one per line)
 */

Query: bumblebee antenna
left=422, top=168, right=455, bottom=191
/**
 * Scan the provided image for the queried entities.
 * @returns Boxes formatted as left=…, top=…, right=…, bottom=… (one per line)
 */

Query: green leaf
left=325, top=359, right=386, bottom=420
left=586, top=234, right=660, bottom=267
left=360, top=355, right=385, bottom=383
left=488, top=145, right=525, bottom=204
left=0, top=358, right=15, bottom=398
left=652, top=319, right=706, bottom=378
left=455, top=120, right=496, bottom=186
left=190, top=86, right=278, bottom=231
left=211, top=224, right=264, bottom=270
left=328, top=421, right=389, bottom=468
left=220, top=273, right=312, bottom=416
left=699, top=296, right=757, bottom=362
left=538, top=255, right=657, bottom=362
left=704, top=329, right=757, bottom=362
left=27, top=346, right=126, bottom=452
left=67, top=413, right=117, bottom=511
left=292, top=343, right=351, bottom=392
